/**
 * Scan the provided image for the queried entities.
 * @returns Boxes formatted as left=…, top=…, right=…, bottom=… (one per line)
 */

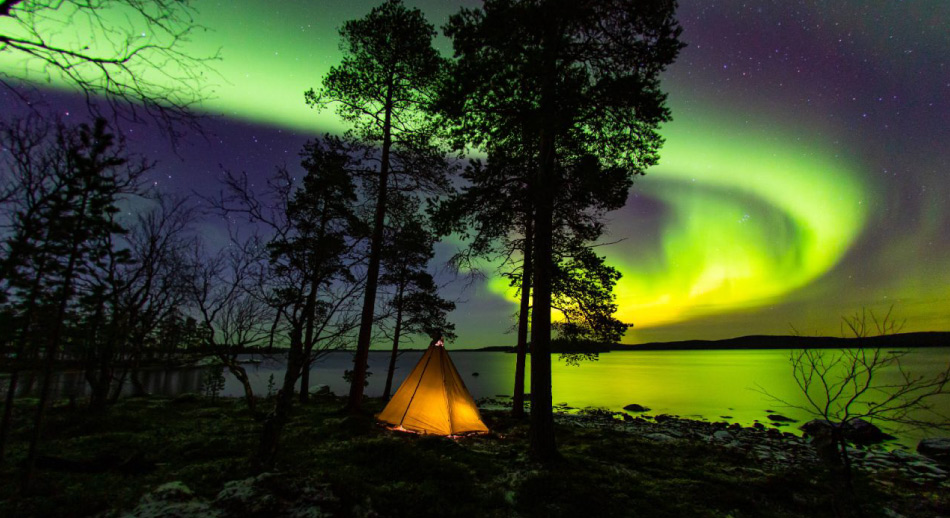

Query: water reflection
left=1, top=367, right=205, bottom=401
left=3, top=348, right=947, bottom=447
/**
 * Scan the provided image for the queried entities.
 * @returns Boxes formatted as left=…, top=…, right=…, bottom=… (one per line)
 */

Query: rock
left=472, top=372, right=479, bottom=377
left=800, top=419, right=836, bottom=436
left=654, top=414, right=673, bottom=423
left=917, top=437, right=950, bottom=464
left=906, top=461, right=948, bottom=477
left=644, top=432, right=676, bottom=443
left=882, top=508, right=907, bottom=518
left=844, top=418, right=895, bottom=445
left=310, top=385, right=331, bottom=395
left=890, top=449, right=917, bottom=461
left=215, top=473, right=280, bottom=514
left=623, top=403, right=651, bottom=413
left=125, top=481, right=219, bottom=518
left=150, top=481, right=195, bottom=502
left=713, top=430, right=734, bottom=442
left=766, top=414, right=797, bottom=423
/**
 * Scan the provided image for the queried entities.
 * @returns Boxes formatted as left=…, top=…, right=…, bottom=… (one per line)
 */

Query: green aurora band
left=484, top=106, right=870, bottom=337
left=7, top=0, right=942, bottom=343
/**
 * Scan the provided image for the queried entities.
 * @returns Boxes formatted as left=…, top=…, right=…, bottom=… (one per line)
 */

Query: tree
left=551, top=246, right=628, bottom=363
left=0, top=118, right=147, bottom=488
left=79, top=194, right=195, bottom=410
left=306, top=0, right=452, bottom=412
left=763, top=308, right=950, bottom=499
left=0, top=0, right=216, bottom=140
left=443, top=0, right=684, bottom=460
left=379, top=194, right=455, bottom=400
left=210, top=135, right=364, bottom=468
left=186, top=238, right=272, bottom=414
left=434, top=140, right=630, bottom=418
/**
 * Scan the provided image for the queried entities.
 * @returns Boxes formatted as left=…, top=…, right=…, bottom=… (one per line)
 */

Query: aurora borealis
left=1, top=1, right=948, bottom=346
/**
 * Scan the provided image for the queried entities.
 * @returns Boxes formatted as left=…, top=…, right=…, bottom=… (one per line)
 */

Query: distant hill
left=616, top=331, right=950, bottom=351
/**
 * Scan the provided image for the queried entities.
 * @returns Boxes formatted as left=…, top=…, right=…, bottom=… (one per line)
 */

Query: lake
left=5, top=347, right=949, bottom=447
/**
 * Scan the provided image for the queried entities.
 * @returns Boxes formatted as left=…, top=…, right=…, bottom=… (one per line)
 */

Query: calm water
left=5, top=348, right=949, bottom=446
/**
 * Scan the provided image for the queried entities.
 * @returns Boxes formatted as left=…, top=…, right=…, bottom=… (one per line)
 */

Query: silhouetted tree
left=0, top=0, right=216, bottom=141
left=433, top=143, right=632, bottom=418
left=443, top=0, right=684, bottom=460
left=379, top=195, right=455, bottom=400
left=306, top=0, right=452, bottom=412
left=0, top=118, right=147, bottom=488
left=79, top=194, right=195, bottom=410
left=186, top=238, right=272, bottom=414
left=763, top=308, right=950, bottom=503
left=210, top=135, right=365, bottom=468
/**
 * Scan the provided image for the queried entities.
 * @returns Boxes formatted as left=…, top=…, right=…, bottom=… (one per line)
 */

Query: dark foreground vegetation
left=1, top=394, right=947, bottom=518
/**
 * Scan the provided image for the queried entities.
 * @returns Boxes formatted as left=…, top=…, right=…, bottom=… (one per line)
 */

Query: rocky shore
left=552, top=408, right=950, bottom=487
left=2, top=395, right=948, bottom=517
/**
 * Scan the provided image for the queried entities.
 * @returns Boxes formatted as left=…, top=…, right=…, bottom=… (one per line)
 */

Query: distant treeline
left=453, top=331, right=950, bottom=353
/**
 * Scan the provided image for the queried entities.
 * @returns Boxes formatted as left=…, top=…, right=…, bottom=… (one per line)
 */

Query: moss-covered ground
left=0, top=395, right=945, bottom=517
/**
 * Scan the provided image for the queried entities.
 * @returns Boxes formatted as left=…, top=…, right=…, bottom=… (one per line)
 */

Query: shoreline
left=2, top=394, right=947, bottom=517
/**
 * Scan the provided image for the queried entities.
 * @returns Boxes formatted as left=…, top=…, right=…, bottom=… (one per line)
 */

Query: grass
left=0, top=395, right=946, bottom=517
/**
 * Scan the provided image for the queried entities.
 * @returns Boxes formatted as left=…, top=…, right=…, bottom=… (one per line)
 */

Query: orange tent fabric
left=377, top=344, right=489, bottom=435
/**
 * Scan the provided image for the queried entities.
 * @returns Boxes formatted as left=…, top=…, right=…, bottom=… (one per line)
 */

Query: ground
left=0, top=395, right=947, bottom=517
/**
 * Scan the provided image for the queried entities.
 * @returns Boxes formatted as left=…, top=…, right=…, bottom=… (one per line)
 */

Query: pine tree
left=306, top=0, right=452, bottom=412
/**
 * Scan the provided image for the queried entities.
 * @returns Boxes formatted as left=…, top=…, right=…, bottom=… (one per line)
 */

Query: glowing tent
left=377, top=343, right=489, bottom=435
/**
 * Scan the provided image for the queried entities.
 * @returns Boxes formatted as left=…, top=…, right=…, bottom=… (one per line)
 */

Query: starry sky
left=1, top=0, right=948, bottom=346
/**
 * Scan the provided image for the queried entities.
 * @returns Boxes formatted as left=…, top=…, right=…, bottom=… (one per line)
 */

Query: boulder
left=800, top=419, right=836, bottom=436
left=800, top=418, right=894, bottom=446
left=917, top=438, right=950, bottom=464
left=766, top=414, right=797, bottom=423
left=623, top=403, right=651, bottom=413
left=126, top=482, right=219, bottom=518
left=845, top=418, right=895, bottom=445
left=310, top=385, right=331, bottom=395
left=644, top=432, right=676, bottom=443
left=712, top=430, right=734, bottom=442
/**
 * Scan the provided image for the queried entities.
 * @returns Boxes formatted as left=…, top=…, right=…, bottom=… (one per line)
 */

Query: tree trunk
left=0, top=273, right=45, bottom=462
left=528, top=63, right=558, bottom=460
left=22, top=188, right=91, bottom=491
left=347, top=88, right=394, bottom=412
left=255, top=321, right=305, bottom=470
left=0, top=370, right=21, bottom=463
left=222, top=356, right=255, bottom=413
left=298, top=280, right=320, bottom=404
left=109, top=367, right=129, bottom=403
left=298, top=356, right=312, bottom=403
left=1, top=323, right=33, bottom=463
left=513, top=217, right=533, bottom=419
left=383, top=290, right=405, bottom=401
left=256, top=277, right=317, bottom=468
left=88, top=325, right=118, bottom=413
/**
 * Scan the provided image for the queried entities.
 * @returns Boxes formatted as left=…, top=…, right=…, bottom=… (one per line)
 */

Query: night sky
left=1, top=1, right=948, bottom=346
